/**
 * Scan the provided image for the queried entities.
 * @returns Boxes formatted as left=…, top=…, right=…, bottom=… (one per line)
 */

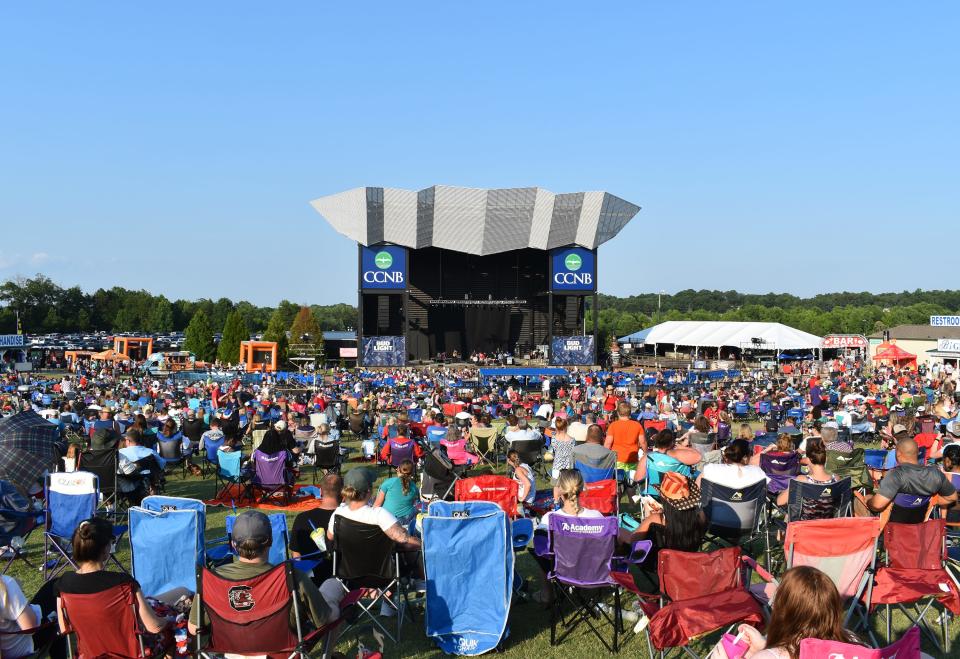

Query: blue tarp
left=478, top=367, right=568, bottom=380
left=423, top=500, right=512, bottom=655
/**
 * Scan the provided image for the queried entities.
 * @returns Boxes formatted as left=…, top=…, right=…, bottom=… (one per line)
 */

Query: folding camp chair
left=60, top=582, right=150, bottom=658
left=777, top=517, right=881, bottom=631
left=758, top=451, right=800, bottom=495
left=383, top=438, right=416, bottom=470
left=580, top=479, right=619, bottom=516
left=78, top=448, right=121, bottom=511
left=641, top=452, right=693, bottom=497
left=420, top=444, right=463, bottom=502
left=422, top=501, right=513, bottom=654
left=0, top=495, right=44, bottom=574
left=332, top=515, right=408, bottom=643
left=542, top=515, right=626, bottom=653
left=248, top=450, right=294, bottom=505
left=870, top=519, right=960, bottom=653
left=200, top=435, right=226, bottom=477
left=425, top=425, right=448, bottom=447
left=213, top=450, right=246, bottom=501
left=195, top=562, right=360, bottom=659
left=575, top=460, right=615, bottom=483
left=642, top=546, right=764, bottom=657
left=510, top=438, right=546, bottom=478
left=469, top=427, right=499, bottom=467
left=799, top=625, right=919, bottom=659
left=130, top=503, right=203, bottom=596
left=826, top=448, right=872, bottom=492
left=783, top=476, right=853, bottom=522
left=699, top=478, right=770, bottom=567
left=157, top=436, right=189, bottom=479
left=311, top=441, right=341, bottom=485
left=455, top=474, right=519, bottom=517
left=43, top=471, right=126, bottom=581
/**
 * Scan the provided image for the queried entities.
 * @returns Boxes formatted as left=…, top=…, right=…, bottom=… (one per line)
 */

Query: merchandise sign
left=820, top=334, right=868, bottom=349
left=360, top=246, right=407, bottom=290
left=938, top=339, right=960, bottom=353
left=550, top=247, right=596, bottom=292
left=0, top=334, right=25, bottom=348
left=361, top=336, right=406, bottom=366
left=550, top=335, right=595, bottom=366
left=930, top=316, right=960, bottom=327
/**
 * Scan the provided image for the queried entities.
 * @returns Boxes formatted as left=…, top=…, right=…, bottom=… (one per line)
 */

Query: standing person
left=373, top=460, right=420, bottom=525
left=604, top=402, right=645, bottom=488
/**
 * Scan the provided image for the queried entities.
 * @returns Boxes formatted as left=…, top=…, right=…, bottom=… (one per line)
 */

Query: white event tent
left=617, top=321, right=822, bottom=352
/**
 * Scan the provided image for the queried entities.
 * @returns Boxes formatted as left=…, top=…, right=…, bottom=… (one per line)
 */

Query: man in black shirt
left=289, top=473, right=343, bottom=585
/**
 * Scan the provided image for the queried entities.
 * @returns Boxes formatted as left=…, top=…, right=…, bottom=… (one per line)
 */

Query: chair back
left=757, top=401, right=772, bottom=415
left=46, top=471, right=98, bottom=539
left=199, top=564, right=298, bottom=655
left=889, top=492, right=933, bottom=525
left=645, top=452, right=692, bottom=493
left=469, top=427, right=496, bottom=455
left=759, top=451, right=801, bottom=493
left=643, top=419, right=667, bottom=433
left=884, top=519, right=946, bottom=570
left=455, top=475, right=518, bottom=517
left=784, top=517, right=880, bottom=599
left=716, top=422, right=731, bottom=443
left=216, top=450, right=243, bottom=480
left=130, top=505, right=202, bottom=594
left=157, top=438, right=182, bottom=461
left=313, top=442, right=339, bottom=469
left=140, top=495, right=207, bottom=556
left=580, top=479, right=618, bottom=515
left=825, top=449, right=870, bottom=490
left=78, top=449, right=117, bottom=497
left=799, top=625, right=919, bottom=659
left=699, top=478, right=766, bottom=542
left=223, top=512, right=288, bottom=565
left=386, top=439, right=416, bottom=468
left=574, top=460, right=614, bottom=483
left=333, top=516, right=396, bottom=587
left=658, top=546, right=742, bottom=602
left=61, top=582, right=144, bottom=658
left=865, top=449, right=896, bottom=470
left=547, top=514, right=618, bottom=587
left=734, top=402, right=750, bottom=416
left=426, top=425, right=448, bottom=445
left=786, top=477, right=852, bottom=521
left=510, top=438, right=542, bottom=466
left=253, top=450, right=288, bottom=487
left=204, top=436, right=226, bottom=462
left=407, top=408, right=423, bottom=423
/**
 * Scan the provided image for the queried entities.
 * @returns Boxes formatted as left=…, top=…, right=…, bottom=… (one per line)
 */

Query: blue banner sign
left=361, top=246, right=407, bottom=290
left=550, top=335, right=595, bottom=365
left=550, top=247, right=596, bottom=292
left=930, top=316, right=960, bottom=327
left=361, top=336, right=406, bottom=366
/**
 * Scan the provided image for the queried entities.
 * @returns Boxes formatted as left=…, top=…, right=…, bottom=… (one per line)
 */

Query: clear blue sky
left=1, top=3, right=957, bottom=306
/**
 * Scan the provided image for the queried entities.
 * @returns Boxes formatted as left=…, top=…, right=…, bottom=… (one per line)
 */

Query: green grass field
left=9, top=429, right=959, bottom=657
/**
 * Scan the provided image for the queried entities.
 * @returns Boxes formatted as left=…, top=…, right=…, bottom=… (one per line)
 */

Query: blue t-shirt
left=378, top=476, right=419, bottom=521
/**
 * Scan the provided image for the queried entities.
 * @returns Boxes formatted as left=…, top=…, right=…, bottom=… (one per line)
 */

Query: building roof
left=322, top=331, right=356, bottom=341
left=310, top=186, right=641, bottom=256
left=867, top=324, right=960, bottom=341
left=618, top=321, right=822, bottom=350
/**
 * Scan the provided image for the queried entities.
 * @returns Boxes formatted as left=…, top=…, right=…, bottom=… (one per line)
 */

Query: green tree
left=262, top=307, right=289, bottom=366
left=147, top=296, right=175, bottom=333
left=183, top=309, right=216, bottom=362
left=289, top=306, right=323, bottom=347
left=218, top=310, right=248, bottom=365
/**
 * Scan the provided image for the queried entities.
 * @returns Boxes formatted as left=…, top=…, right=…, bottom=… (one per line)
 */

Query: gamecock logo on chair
left=228, top=585, right=256, bottom=611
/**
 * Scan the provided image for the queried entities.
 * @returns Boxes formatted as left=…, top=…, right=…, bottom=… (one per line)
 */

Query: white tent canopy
left=618, top=321, right=822, bottom=351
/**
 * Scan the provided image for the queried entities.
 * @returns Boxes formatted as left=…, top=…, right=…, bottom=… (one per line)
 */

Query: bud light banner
left=361, top=245, right=407, bottom=290
left=550, top=335, right=595, bottom=366
left=361, top=336, right=406, bottom=366
left=550, top=247, right=596, bottom=291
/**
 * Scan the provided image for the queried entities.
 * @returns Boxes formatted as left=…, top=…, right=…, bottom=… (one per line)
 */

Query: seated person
left=260, top=420, right=299, bottom=456
left=867, top=438, right=958, bottom=523
left=572, top=423, right=617, bottom=474
left=190, top=510, right=343, bottom=638
left=290, top=474, right=343, bottom=584
left=57, top=518, right=182, bottom=656
left=438, top=425, right=478, bottom=466
left=647, top=429, right=700, bottom=481
left=624, top=472, right=707, bottom=571
left=505, top=416, right=539, bottom=445
left=118, top=429, right=166, bottom=505
left=775, top=437, right=838, bottom=518
left=379, top=425, right=424, bottom=464
left=506, top=449, right=536, bottom=508
left=0, top=575, right=40, bottom=658
left=305, top=422, right=338, bottom=456
left=374, top=460, right=420, bottom=525
left=750, top=432, right=797, bottom=466
left=697, top=439, right=767, bottom=490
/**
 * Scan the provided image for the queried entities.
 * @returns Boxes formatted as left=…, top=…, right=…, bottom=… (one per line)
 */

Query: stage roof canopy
left=618, top=321, right=822, bottom=351
left=310, top=186, right=641, bottom=256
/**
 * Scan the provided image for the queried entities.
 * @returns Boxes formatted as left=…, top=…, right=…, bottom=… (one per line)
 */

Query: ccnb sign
left=361, top=246, right=407, bottom=290
left=550, top=247, right=596, bottom=291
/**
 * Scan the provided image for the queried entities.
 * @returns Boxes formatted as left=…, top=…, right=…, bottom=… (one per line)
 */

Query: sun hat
left=656, top=472, right=701, bottom=511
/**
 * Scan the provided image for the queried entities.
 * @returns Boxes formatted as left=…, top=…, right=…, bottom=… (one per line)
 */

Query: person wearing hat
left=624, top=471, right=707, bottom=554
left=188, top=510, right=344, bottom=638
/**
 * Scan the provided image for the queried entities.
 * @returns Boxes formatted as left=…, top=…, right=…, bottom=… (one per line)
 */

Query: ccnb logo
left=564, top=252, right=582, bottom=271
left=374, top=251, right=393, bottom=269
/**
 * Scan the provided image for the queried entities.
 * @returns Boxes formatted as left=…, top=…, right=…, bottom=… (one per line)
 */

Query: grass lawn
left=8, top=428, right=959, bottom=657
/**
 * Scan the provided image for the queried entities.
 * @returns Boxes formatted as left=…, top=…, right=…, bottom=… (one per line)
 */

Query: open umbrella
left=0, top=410, right=62, bottom=493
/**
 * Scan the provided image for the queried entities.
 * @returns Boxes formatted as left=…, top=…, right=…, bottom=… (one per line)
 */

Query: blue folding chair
left=130, top=504, right=202, bottom=594
left=213, top=450, right=246, bottom=501
left=407, top=408, right=424, bottom=423
left=207, top=511, right=289, bottom=567
left=426, top=426, right=447, bottom=446
left=140, top=496, right=207, bottom=561
left=201, top=436, right=226, bottom=477
left=574, top=460, right=615, bottom=483
left=43, top=471, right=126, bottom=580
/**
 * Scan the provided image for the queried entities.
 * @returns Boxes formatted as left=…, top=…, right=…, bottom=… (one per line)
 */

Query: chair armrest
left=741, top=554, right=777, bottom=584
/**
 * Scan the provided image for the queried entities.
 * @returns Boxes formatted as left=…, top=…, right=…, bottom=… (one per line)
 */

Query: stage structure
left=311, top=186, right=640, bottom=366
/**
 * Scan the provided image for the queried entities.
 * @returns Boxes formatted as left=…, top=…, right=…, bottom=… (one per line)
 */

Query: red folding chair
left=579, top=478, right=618, bottom=516
left=870, top=519, right=960, bottom=653
left=196, top=562, right=361, bottom=658
left=455, top=474, right=518, bottom=517
left=640, top=546, right=765, bottom=656
left=60, top=582, right=149, bottom=658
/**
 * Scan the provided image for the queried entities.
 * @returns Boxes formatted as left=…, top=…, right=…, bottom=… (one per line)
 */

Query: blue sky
left=1, top=3, right=957, bottom=306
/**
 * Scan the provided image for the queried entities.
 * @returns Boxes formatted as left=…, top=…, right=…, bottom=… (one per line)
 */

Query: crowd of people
left=0, top=356, right=959, bottom=657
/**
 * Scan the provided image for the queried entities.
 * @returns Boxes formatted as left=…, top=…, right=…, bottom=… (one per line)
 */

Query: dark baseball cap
left=232, top=510, right=272, bottom=544
left=343, top=467, right=376, bottom=492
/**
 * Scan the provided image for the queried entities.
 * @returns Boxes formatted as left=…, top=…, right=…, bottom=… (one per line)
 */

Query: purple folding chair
left=759, top=451, right=800, bottom=494
left=248, top=450, right=293, bottom=505
left=385, top=438, right=416, bottom=469
left=545, top=514, right=626, bottom=652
